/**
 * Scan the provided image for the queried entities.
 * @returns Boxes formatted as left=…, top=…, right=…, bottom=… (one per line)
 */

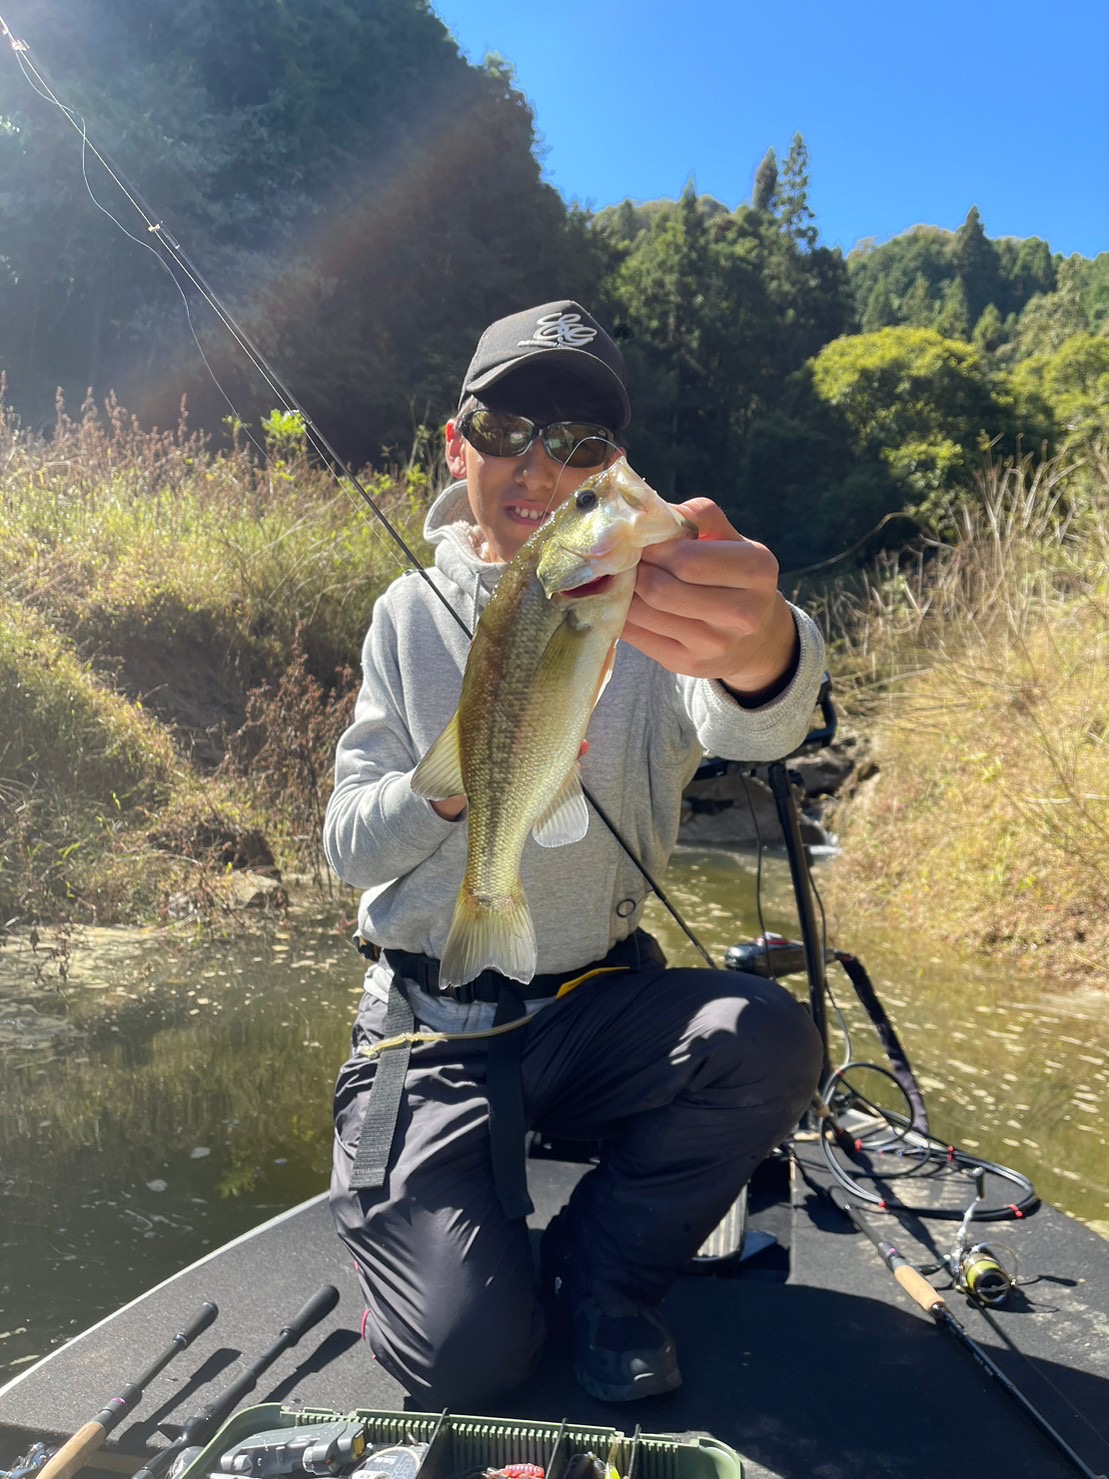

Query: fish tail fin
left=438, top=885, right=537, bottom=989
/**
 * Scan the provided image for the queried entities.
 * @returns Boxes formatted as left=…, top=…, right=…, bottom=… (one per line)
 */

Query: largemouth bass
left=411, top=456, right=695, bottom=988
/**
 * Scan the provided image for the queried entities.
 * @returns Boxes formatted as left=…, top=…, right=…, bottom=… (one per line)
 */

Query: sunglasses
left=458, top=408, right=614, bottom=468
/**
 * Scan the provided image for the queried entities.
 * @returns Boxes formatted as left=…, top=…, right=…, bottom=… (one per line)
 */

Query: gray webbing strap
left=348, top=986, right=414, bottom=1192
left=486, top=983, right=534, bottom=1221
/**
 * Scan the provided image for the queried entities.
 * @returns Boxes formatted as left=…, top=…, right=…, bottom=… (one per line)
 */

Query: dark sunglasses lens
left=463, top=410, right=535, bottom=457
left=544, top=423, right=611, bottom=467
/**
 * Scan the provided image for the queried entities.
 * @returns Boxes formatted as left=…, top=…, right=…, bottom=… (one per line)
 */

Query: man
left=325, top=301, right=824, bottom=1409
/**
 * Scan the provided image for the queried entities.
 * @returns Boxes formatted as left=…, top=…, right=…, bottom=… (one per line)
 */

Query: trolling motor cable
left=815, top=1070, right=1039, bottom=1222
left=0, top=14, right=716, bottom=971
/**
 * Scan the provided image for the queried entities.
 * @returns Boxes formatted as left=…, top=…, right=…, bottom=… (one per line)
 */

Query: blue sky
left=432, top=0, right=1107, bottom=260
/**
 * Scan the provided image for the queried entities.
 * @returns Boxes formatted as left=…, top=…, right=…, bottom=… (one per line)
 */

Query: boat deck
left=2, top=1148, right=1107, bottom=1479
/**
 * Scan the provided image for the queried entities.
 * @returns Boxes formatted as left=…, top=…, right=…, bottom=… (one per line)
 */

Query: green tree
left=810, top=327, right=1016, bottom=519
left=1016, top=256, right=1091, bottom=357
left=752, top=148, right=778, bottom=213
left=1000, top=236, right=1056, bottom=314
left=770, top=133, right=819, bottom=249
left=951, top=206, right=1001, bottom=327
left=972, top=302, right=1007, bottom=354
left=901, top=273, right=937, bottom=327
left=862, top=280, right=896, bottom=332
left=609, top=177, right=851, bottom=507
left=1011, top=333, right=1109, bottom=450
left=934, top=277, right=971, bottom=341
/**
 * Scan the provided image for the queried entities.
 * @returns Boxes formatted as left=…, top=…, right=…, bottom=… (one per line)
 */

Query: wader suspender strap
left=487, top=983, right=534, bottom=1221
left=348, top=986, right=414, bottom=1192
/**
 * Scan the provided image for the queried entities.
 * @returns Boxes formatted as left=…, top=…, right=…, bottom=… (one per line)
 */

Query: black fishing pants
left=330, top=957, right=823, bottom=1409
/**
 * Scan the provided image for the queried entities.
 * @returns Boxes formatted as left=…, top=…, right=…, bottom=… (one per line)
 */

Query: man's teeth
left=511, top=506, right=550, bottom=521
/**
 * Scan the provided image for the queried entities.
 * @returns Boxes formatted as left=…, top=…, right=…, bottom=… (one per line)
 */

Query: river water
left=1, top=847, right=1107, bottom=1379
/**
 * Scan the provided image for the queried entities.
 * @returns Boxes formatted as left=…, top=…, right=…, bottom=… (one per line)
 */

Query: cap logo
left=517, top=310, right=597, bottom=350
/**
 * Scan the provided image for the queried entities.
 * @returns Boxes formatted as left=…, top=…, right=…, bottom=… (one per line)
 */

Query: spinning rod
left=830, top=1190, right=1107, bottom=1479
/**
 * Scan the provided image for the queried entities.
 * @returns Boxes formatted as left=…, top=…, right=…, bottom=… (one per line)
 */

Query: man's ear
left=445, top=419, right=467, bottom=479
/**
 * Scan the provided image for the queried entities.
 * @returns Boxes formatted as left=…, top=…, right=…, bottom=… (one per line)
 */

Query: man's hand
left=622, top=498, right=799, bottom=703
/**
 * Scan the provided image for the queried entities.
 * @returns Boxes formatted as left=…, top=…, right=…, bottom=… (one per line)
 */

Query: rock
left=225, top=871, right=288, bottom=911
left=787, top=748, right=856, bottom=797
left=677, top=730, right=868, bottom=848
left=679, top=773, right=828, bottom=848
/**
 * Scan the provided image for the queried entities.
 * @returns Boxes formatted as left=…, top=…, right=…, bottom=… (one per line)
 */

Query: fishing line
left=1, top=17, right=716, bottom=965
left=0, top=13, right=456, bottom=625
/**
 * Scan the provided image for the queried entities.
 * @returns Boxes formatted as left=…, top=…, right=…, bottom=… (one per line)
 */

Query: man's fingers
left=672, top=497, right=747, bottom=541
left=632, top=541, right=780, bottom=597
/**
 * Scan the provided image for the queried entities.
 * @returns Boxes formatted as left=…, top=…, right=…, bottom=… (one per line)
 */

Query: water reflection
left=643, top=846, right=1109, bottom=1236
left=1, top=849, right=1106, bottom=1378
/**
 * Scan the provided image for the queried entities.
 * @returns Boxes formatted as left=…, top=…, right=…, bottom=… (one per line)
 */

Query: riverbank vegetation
left=2, top=390, right=1105, bottom=988
left=820, top=445, right=1108, bottom=988
left=0, top=392, right=422, bottom=938
left=1, top=0, right=1106, bottom=986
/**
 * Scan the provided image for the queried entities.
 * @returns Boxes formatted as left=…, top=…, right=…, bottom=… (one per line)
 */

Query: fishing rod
left=32, top=1300, right=218, bottom=1479
left=131, top=1284, right=339, bottom=1479
left=0, top=13, right=716, bottom=971
left=829, top=1188, right=1107, bottom=1479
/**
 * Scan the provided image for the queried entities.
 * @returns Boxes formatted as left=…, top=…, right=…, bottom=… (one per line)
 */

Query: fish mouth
left=559, top=572, right=615, bottom=599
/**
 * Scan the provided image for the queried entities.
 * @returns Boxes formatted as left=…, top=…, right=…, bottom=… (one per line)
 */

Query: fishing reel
left=944, top=1167, right=1019, bottom=1306
left=950, top=1242, right=1018, bottom=1307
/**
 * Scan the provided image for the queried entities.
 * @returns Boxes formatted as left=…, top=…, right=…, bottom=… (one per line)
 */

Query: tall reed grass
left=821, top=444, right=1108, bottom=986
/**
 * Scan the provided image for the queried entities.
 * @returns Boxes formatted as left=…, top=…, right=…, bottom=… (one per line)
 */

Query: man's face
left=444, top=372, right=621, bottom=562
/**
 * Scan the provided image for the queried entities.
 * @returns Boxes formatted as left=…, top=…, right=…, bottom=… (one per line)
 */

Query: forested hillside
left=2, top=0, right=1106, bottom=573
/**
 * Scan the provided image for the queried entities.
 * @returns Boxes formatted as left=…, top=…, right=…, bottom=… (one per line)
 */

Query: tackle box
left=175, top=1404, right=742, bottom=1479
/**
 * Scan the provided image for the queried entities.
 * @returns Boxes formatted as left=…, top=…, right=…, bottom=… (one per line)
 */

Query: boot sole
left=574, top=1361, right=683, bottom=1402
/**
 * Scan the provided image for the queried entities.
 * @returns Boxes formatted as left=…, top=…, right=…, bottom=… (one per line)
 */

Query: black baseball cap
left=459, top=300, right=631, bottom=431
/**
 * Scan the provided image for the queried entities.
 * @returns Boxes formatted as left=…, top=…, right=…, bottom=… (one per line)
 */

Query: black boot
left=540, top=1215, right=682, bottom=1402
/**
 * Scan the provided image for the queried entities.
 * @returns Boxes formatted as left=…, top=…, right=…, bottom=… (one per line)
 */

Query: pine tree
left=901, top=274, right=935, bottom=327
left=951, top=206, right=1001, bottom=329
left=772, top=134, right=819, bottom=249
left=753, top=148, right=778, bottom=212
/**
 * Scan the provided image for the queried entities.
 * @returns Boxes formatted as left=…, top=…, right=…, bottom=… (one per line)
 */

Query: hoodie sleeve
left=323, top=588, right=461, bottom=890
left=680, top=602, right=826, bottom=761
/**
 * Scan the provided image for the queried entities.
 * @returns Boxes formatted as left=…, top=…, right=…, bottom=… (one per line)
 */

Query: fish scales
left=412, top=457, right=694, bottom=988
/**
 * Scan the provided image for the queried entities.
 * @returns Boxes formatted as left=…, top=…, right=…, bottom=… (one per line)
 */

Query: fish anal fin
left=411, top=713, right=464, bottom=800
left=532, top=766, right=589, bottom=848
left=439, top=885, right=537, bottom=987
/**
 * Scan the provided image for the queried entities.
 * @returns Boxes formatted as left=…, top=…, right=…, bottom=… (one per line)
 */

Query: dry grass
left=821, top=444, right=1109, bottom=987
left=0, top=390, right=429, bottom=932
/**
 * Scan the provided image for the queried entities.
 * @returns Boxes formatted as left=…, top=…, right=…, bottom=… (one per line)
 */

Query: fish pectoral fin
left=532, top=766, right=589, bottom=848
left=593, top=641, right=617, bottom=710
left=411, top=712, right=465, bottom=800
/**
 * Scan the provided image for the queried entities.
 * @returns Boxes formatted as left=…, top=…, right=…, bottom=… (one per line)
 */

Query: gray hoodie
left=324, top=481, right=825, bottom=1020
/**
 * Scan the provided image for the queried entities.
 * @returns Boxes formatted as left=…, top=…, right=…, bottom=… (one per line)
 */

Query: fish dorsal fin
left=532, top=764, right=589, bottom=848
left=411, top=712, right=465, bottom=800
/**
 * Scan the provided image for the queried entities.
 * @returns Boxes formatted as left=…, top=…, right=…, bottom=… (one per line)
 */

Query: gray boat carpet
left=1, top=1153, right=1106, bottom=1479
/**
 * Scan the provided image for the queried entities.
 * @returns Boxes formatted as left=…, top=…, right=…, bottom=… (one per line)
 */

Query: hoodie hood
left=422, top=479, right=507, bottom=612
left=423, top=479, right=474, bottom=547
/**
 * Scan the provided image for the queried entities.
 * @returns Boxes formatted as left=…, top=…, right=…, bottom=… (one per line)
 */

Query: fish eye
left=575, top=489, right=598, bottom=511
